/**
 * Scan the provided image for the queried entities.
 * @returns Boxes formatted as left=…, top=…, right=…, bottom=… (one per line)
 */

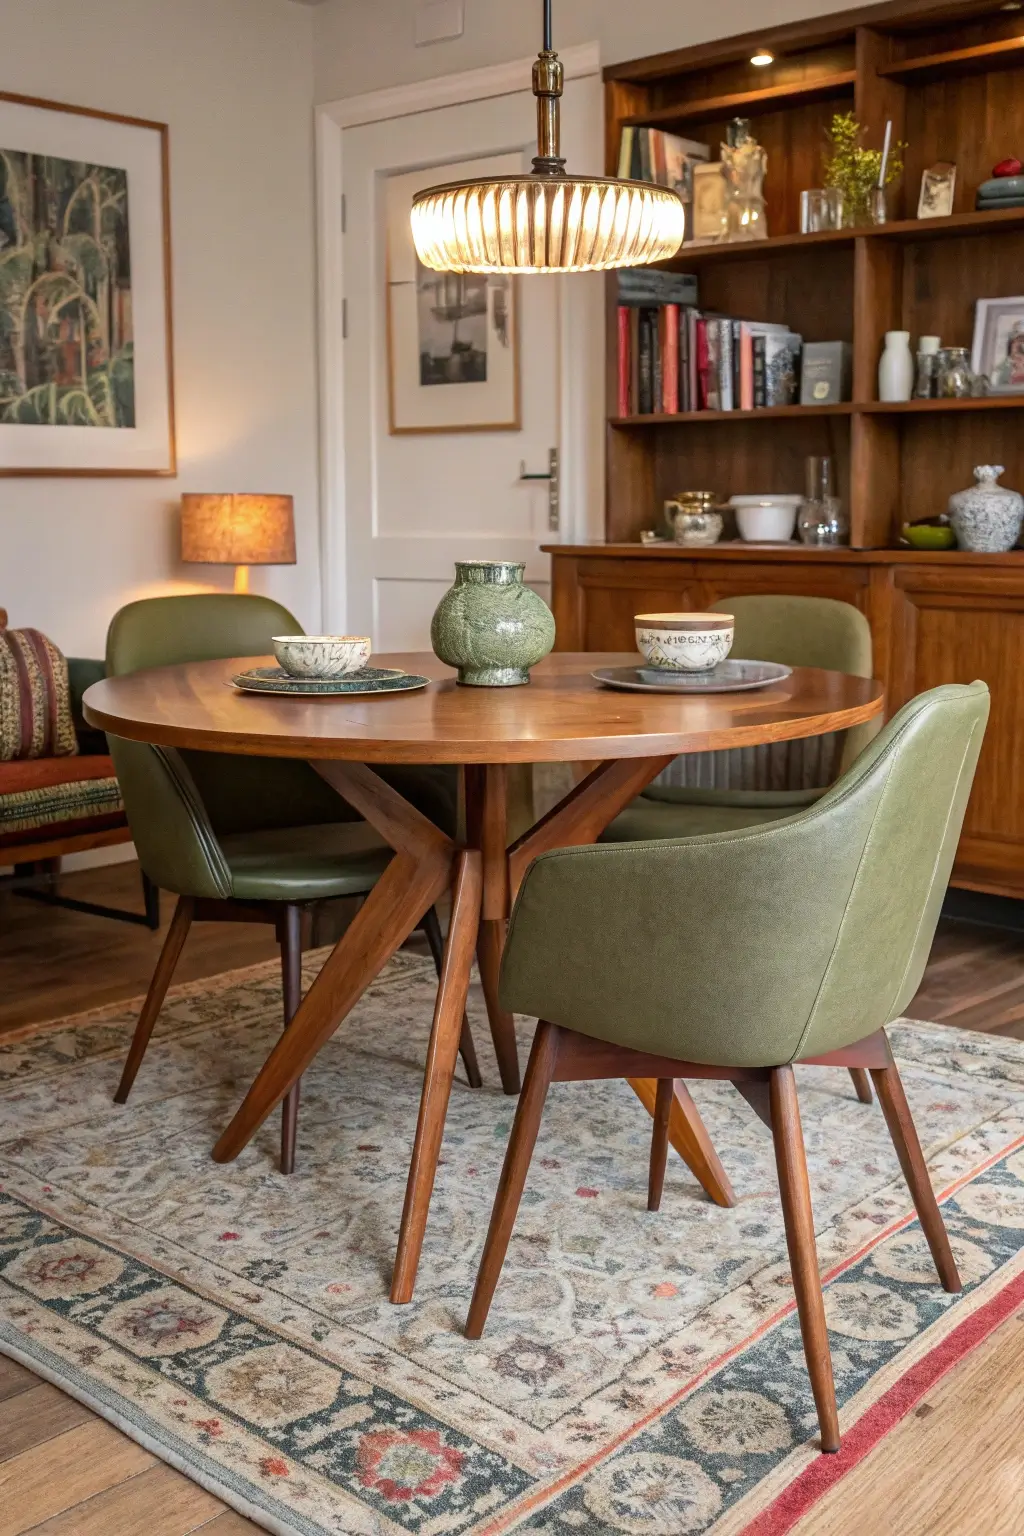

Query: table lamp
left=180, top=493, right=296, bottom=594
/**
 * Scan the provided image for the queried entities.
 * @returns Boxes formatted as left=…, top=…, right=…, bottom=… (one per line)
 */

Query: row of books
left=616, top=126, right=709, bottom=193
left=617, top=308, right=803, bottom=416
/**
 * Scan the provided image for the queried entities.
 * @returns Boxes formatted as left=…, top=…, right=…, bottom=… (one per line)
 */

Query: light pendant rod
left=409, top=0, right=685, bottom=274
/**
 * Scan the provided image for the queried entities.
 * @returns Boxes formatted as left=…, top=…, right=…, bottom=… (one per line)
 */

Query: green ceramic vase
left=430, top=560, right=556, bottom=686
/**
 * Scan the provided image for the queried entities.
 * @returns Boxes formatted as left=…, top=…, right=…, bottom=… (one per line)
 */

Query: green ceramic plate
left=231, top=666, right=429, bottom=696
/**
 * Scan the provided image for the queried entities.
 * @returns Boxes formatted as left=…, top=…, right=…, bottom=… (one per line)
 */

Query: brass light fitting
left=410, top=0, right=686, bottom=274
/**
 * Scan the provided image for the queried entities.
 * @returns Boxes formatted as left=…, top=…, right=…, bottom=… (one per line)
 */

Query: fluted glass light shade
left=411, top=1, right=685, bottom=275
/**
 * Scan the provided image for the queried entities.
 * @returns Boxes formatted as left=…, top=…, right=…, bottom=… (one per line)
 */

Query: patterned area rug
left=2, top=952, right=1024, bottom=1535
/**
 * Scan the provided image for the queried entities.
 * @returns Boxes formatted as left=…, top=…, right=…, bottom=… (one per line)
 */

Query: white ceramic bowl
left=635, top=611, right=734, bottom=672
left=272, top=635, right=371, bottom=679
left=729, top=495, right=802, bottom=543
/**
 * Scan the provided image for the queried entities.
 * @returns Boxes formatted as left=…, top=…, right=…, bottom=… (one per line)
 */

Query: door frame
left=314, top=43, right=603, bottom=631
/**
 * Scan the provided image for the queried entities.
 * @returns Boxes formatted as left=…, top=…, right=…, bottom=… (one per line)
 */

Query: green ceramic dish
left=232, top=666, right=428, bottom=696
left=902, top=522, right=956, bottom=551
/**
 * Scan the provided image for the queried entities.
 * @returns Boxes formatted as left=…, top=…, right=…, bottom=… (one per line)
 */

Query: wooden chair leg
left=466, top=1020, right=561, bottom=1338
left=849, top=1067, right=874, bottom=1104
left=628, top=1077, right=736, bottom=1207
left=279, top=904, right=303, bottom=1176
left=870, top=1061, right=961, bottom=1293
left=769, top=1065, right=840, bottom=1454
left=421, top=905, right=482, bottom=1088
left=477, top=919, right=522, bottom=1095
left=114, top=896, right=194, bottom=1104
left=648, top=1078, right=673, bottom=1212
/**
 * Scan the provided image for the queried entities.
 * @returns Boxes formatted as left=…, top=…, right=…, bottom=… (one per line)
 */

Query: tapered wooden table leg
left=392, top=850, right=483, bottom=1302
left=628, top=1077, right=736, bottom=1207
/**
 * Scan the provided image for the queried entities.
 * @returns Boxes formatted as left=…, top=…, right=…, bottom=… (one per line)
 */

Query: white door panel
left=340, top=76, right=602, bottom=646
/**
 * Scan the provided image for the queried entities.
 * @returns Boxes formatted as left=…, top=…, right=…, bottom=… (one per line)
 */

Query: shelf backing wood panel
left=899, top=228, right=1024, bottom=350
left=898, top=413, right=1024, bottom=524
left=698, top=244, right=854, bottom=343
left=902, top=65, right=1024, bottom=216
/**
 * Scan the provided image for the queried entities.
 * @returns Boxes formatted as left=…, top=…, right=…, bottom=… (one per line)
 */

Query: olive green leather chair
left=603, top=594, right=879, bottom=844
left=105, top=594, right=478, bottom=1174
left=467, top=682, right=989, bottom=1455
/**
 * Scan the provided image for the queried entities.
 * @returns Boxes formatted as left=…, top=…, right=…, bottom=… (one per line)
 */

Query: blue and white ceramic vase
left=430, top=560, right=556, bottom=686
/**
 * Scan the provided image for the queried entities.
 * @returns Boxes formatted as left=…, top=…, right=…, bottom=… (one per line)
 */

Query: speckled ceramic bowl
left=272, top=635, right=371, bottom=679
left=634, top=612, right=734, bottom=672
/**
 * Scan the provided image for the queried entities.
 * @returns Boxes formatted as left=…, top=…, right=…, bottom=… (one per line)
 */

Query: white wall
left=1, top=0, right=319, bottom=657
left=312, top=0, right=853, bottom=103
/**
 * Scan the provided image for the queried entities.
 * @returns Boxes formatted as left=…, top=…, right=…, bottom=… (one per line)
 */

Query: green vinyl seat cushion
left=601, top=785, right=823, bottom=842
left=219, top=821, right=392, bottom=902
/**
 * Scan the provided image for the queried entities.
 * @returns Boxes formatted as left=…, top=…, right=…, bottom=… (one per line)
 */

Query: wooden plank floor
left=1, top=863, right=1022, bottom=1534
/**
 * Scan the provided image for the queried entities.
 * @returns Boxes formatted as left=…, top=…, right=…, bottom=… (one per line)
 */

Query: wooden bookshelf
left=603, top=0, right=1024, bottom=549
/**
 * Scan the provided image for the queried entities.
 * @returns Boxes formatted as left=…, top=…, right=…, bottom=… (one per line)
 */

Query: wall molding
left=318, top=42, right=601, bottom=129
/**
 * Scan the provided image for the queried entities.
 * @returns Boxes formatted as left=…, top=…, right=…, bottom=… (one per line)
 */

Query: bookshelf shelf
left=604, top=0, right=1024, bottom=553
left=624, top=72, right=857, bottom=129
left=859, top=396, right=1024, bottom=414
left=877, top=37, right=1024, bottom=83
left=611, top=404, right=857, bottom=426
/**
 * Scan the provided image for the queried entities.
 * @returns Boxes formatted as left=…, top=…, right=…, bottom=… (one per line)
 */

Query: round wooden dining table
left=84, top=650, right=883, bottom=1303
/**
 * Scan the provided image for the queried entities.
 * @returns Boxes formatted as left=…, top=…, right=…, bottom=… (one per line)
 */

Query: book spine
left=657, top=305, right=666, bottom=411
left=617, top=306, right=630, bottom=418
left=702, top=319, right=719, bottom=411
left=740, top=323, right=754, bottom=412
left=718, top=320, right=733, bottom=411
left=732, top=320, right=741, bottom=409
left=617, top=126, right=634, bottom=181
left=639, top=129, right=653, bottom=182
left=753, top=334, right=766, bottom=408
left=679, top=307, right=690, bottom=412
left=638, top=309, right=654, bottom=414
left=630, top=308, right=641, bottom=416
left=688, top=309, right=700, bottom=412
left=662, top=303, right=679, bottom=414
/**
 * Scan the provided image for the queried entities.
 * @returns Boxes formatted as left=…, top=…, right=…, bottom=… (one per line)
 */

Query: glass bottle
left=914, top=336, right=941, bottom=399
left=936, top=347, right=974, bottom=399
left=719, top=118, right=768, bottom=242
left=798, top=455, right=849, bottom=546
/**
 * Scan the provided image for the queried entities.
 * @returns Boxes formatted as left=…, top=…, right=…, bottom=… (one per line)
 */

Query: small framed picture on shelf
left=972, top=297, right=1024, bottom=394
left=688, top=162, right=727, bottom=244
left=917, top=162, right=956, bottom=219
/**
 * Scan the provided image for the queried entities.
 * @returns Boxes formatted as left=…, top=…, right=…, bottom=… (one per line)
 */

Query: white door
left=336, top=75, right=604, bottom=648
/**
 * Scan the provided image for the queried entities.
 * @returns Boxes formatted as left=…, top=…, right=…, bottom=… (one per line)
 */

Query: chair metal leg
left=648, top=1079, right=674, bottom=1211
left=421, top=904, right=483, bottom=1088
left=466, top=1020, right=561, bottom=1338
left=870, top=1061, right=961, bottom=1293
left=114, top=896, right=194, bottom=1103
left=279, top=904, right=303, bottom=1175
left=849, top=1067, right=874, bottom=1104
left=769, top=1065, right=840, bottom=1454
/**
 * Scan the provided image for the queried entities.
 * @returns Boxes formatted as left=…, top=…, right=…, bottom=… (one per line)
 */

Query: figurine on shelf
left=719, top=118, right=768, bottom=242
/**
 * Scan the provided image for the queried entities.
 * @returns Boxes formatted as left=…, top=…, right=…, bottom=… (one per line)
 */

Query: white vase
left=878, top=330, right=914, bottom=402
left=948, top=466, right=1024, bottom=553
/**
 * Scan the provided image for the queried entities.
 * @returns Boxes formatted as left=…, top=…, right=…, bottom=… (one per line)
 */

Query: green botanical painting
left=0, top=149, right=134, bottom=428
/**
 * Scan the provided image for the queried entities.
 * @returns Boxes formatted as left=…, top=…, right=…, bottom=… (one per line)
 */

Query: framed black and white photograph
left=972, top=296, right=1024, bottom=394
left=385, top=155, right=520, bottom=434
left=0, top=91, right=174, bottom=476
left=917, top=161, right=956, bottom=220
left=688, top=161, right=727, bottom=244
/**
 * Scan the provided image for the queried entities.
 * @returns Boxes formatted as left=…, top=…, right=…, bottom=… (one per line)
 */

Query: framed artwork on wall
left=385, top=154, right=520, bottom=435
left=0, top=91, right=175, bottom=476
left=972, top=296, right=1024, bottom=395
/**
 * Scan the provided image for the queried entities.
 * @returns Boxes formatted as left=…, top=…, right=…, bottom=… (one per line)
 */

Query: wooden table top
left=83, top=651, right=884, bottom=765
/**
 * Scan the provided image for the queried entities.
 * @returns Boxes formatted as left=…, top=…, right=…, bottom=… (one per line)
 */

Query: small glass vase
left=798, top=455, right=849, bottom=546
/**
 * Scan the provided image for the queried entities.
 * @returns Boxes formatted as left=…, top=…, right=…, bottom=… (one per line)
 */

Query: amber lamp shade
left=181, top=493, right=296, bottom=594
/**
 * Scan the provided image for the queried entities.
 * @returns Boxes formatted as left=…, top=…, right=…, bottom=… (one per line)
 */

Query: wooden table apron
left=84, top=652, right=883, bottom=1303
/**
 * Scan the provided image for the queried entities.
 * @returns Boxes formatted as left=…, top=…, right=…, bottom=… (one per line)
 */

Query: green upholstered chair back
left=104, top=594, right=362, bottom=896
left=648, top=594, right=877, bottom=795
left=501, top=683, right=989, bottom=1068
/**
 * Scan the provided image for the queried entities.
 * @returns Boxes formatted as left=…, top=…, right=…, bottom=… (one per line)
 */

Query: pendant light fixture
left=411, top=0, right=686, bottom=274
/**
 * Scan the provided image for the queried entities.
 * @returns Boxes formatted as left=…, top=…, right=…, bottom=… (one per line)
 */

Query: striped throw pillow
left=0, top=610, right=78, bottom=761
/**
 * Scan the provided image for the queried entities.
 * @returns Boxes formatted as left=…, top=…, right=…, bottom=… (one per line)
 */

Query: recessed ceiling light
left=751, top=50, right=774, bottom=66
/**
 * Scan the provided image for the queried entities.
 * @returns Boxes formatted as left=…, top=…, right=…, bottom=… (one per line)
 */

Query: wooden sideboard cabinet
left=545, top=543, right=1024, bottom=900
